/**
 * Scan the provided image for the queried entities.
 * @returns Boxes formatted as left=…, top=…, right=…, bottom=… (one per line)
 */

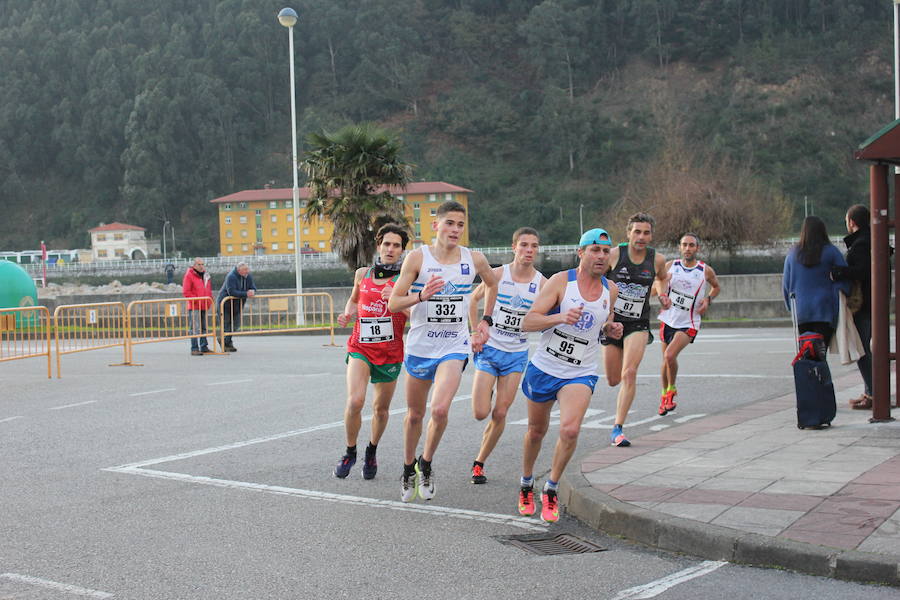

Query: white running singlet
left=658, top=259, right=707, bottom=331
left=406, top=245, right=477, bottom=359
left=531, top=269, right=611, bottom=380
left=487, top=264, right=543, bottom=353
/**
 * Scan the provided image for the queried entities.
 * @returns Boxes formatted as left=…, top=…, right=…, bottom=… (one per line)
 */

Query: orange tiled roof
left=210, top=181, right=474, bottom=204
left=88, top=222, right=146, bottom=232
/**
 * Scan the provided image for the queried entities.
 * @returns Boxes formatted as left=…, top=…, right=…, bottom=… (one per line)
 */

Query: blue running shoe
left=361, top=453, right=378, bottom=480
left=611, top=426, right=631, bottom=447
left=333, top=453, right=356, bottom=478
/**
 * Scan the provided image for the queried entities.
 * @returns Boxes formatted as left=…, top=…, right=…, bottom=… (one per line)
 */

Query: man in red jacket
left=183, top=257, right=213, bottom=355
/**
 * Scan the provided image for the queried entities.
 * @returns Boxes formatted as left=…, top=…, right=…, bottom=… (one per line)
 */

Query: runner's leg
left=476, top=371, right=523, bottom=463
left=471, top=369, right=497, bottom=421
left=370, top=379, right=397, bottom=445
left=522, top=398, right=553, bottom=479
left=343, top=357, right=370, bottom=447
left=421, top=359, right=465, bottom=462
left=404, top=375, right=432, bottom=465
left=549, top=383, right=592, bottom=482
left=663, top=331, right=692, bottom=391
left=614, top=331, right=649, bottom=425
left=604, top=344, right=624, bottom=387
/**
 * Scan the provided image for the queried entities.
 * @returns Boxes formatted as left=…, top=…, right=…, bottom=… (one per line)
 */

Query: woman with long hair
left=782, top=215, right=850, bottom=347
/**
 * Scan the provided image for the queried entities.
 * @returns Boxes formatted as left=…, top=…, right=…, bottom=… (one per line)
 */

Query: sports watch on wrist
left=481, top=315, right=494, bottom=327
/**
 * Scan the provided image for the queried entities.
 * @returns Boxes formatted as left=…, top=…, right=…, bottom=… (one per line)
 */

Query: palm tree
left=302, top=124, right=413, bottom=269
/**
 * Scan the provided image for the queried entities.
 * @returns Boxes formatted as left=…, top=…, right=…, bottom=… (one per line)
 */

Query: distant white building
left=88, top=222, right=160, bottom=261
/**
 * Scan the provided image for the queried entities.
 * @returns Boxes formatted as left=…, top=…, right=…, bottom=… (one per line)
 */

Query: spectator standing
left=165, top=262, right=175, bottom=284
left=217, top=262, right=257, bottom=352
left=831, top=205, right=873, bottom=409
left=183, top=257, right=213, bottom=356
left=782, top=216, right=850, bottom=348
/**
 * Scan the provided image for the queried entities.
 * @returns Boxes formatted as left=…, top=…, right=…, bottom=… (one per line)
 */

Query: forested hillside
left=0, top=0, right=893, bottom=255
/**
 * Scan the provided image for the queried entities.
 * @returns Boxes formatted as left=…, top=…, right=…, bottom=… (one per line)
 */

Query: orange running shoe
left=540, top=488, right=560, bottom=523
left=518, top=486, right=536, bottom=516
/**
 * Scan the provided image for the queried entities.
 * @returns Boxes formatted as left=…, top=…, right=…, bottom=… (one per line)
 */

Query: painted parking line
left=610, top=560, right=727, bottom=599
left=104, top=466, right=547, bottom=532
left=0, top=572, right=113, bottom=598
left=128, top=388, right=177, bottom=397
left=48, top=400, right=97, bottom=411
left=0, top=416, right=23, bottom=424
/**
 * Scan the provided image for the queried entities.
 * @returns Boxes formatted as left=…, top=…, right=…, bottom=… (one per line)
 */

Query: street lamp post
left=579, top=204, right=584, bottom=236
left=278, top=7, right=304, bottom=325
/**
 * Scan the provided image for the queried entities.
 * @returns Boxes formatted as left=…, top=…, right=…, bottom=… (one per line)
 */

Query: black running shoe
left=333, top=453, right=356, bottom=478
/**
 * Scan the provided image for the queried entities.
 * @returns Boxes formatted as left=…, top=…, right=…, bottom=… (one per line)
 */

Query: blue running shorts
left=473, top=345, right=529, bottom=377
left=520, top=362, right=598, bottom=404
left=405, top=353, right=469, bottom=381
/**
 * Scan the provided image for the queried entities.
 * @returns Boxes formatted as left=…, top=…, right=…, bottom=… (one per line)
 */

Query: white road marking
left=0, top=416, right=23, bottom=424
left=673, top=414, right=706, bottom=423
left=104, top=466, right=547, bottom=532
left=206, top=379, right=254, bottom=386
left=128, top=388, right=176, bottom=397
left=635, top=374, right=792, bottom=379
left=0, top=572, right=113, bottom=598
left=108, top=394, right=472, bottom=470
left=648, top=424, right=670, bottom=431
left=48, top=400, right=97, bottom=411
left=610, top=561, right=727, bottom=599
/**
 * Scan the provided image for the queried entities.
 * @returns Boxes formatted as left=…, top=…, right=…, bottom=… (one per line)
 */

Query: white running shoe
left=400, top=470, right=417, bottom=503
left=416, top=461, right=435, bottom=501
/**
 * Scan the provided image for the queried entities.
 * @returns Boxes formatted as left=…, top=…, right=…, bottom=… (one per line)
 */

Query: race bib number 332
left=426, top=296, right=463, bottom=323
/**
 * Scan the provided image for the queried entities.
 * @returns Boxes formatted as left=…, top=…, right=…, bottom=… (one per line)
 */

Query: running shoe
left=400, top=469, right=417, bottom=502
left=658, top=393, right=669, bottom=416
left=611, top=425, right=631, bottom=447
left=361, top=453, right=377, bottom=480
left=540, top=488, right=560, bottom=523
left=471, top=463, right=487, bottom=484
left=416, top=459, right=435, bottom=501
left=518, top=486, right=536, bottom=516
left=333, top=453, right=356, bottom=478
left=663, top=389, right=677, bottom=413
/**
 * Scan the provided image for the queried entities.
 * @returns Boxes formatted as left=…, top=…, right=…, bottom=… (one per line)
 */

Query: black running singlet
left=607, top=243, right=656, bottom=323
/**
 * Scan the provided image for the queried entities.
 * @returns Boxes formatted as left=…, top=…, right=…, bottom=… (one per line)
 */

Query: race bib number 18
left=426, top=296, right=463, bottom=323
left=359, top=317, right=394, bottom=343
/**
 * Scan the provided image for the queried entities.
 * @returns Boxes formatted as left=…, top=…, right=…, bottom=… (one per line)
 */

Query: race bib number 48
left=426, top=296, right=463, bottom=323
left=359, top=317, right=394, bottom=343
left=670, top=288, right=695, bottom=311
left=545, top=328, right=589, bottom=365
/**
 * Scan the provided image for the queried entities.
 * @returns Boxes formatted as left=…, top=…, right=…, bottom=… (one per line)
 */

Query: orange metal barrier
left=216, top=292, right=336, bottom=348
left=53, top=302, right=127, bottom=378
left=126, top=297, right=220, bottom=363
left=0, top=306, right=52, bottom=378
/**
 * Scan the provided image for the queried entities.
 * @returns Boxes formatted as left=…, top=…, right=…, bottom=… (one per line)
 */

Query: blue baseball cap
left=578, top=228, right=612, bottom=247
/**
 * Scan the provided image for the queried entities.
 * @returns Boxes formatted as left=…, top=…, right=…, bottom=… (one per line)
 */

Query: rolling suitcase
left=790, top=294, right=836, bottom=429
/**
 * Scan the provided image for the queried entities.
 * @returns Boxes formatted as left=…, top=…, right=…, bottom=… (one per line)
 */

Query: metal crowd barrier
left=125, top=297, right=221, bottom=363
left=0, top=306, right=52, bottom=378
left=53, top=302, right=127, bottom=378
left=216, top=292, right=336, bottom=348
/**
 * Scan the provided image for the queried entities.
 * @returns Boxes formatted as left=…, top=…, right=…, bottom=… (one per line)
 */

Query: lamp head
left=278, top=7, right=298, bottom=27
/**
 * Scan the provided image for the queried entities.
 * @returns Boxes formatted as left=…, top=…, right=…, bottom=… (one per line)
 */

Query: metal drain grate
left=494, top=533, right=606, bottom=556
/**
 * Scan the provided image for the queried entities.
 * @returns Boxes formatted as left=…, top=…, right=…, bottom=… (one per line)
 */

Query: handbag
left=847, top=281, right=864, bottom=314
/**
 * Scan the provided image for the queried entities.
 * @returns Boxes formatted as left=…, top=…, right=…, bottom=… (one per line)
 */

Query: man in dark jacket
left=217, top=262, right=257, bottom=352
left=831, top=204, right=872, bottom=409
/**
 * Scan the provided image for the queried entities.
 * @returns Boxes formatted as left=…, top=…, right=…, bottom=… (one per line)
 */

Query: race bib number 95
left=545, top=328, right=588, bottom=365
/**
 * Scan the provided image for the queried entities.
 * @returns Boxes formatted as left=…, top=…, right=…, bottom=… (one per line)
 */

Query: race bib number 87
left=426, top=296, right=463, bottom=323
left=614, top=294, right=645, bottom=320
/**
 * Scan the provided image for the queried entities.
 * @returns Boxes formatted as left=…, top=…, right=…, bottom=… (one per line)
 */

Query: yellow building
left=210, top=182, right=473, bottom=256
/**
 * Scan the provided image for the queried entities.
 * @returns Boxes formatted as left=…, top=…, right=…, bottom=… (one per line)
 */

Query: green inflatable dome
left=0, top=262, right=39, bottom=324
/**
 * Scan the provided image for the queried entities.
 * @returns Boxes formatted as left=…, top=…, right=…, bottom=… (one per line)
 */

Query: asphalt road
left=1, top=329, right=894, bottom=599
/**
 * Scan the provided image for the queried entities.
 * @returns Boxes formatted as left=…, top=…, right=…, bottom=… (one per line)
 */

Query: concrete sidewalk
left=561, top=370, right=900, bottom=586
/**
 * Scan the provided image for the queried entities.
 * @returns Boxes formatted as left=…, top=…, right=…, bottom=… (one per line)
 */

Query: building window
left=113, top=233, right=124, bottom=240
left=445, top=193, right=452, bottom=201
left=304, top=242, right=311, bottom=249
left=96, top=234, right=106, bottom=241
left=285, top=200, right=293, bottom=208
left=239, top=202, right=247, bottom=209
left=271, top=242, right=279, bottom=251
left=303, top=227, right=309, bottom=235
left=413, top=202, right=420, bottom=209
left=318, top=227, right=325, bottom=234
left=428, top=194, right=436, bottom=202
left=414, top=217, right=420, bottom=224
left=241, top=230, right=248, bottom=238
left=114, top=248, right=125, bottom=256
left=318, top=241, right=325, bottom=249
left=271, top=228, right=278, bottom=236
left=287, top=242, right=294, bottom=250
left=430, top=209, right=436, bottom=216
left=287, top=227, right=293, bottom=235
left=225, top=217, right=232, bottom=224
left=300, top=200, right=308, bottom=207
left=225, top=230, right=233, bottom=238
left=396, top=195, right=404, bottom=201
left=285, top=215, right=292, bottom=222
left=269, top=201, right=277, bottom=209
left=226, top=245, right=233, bottom=253
left=255, top=209, right=261, bottom=216
left=97, top=249, right=107, bottom=257
left=241, top=244, right=249, bottom=252
left=224, top=203, right=232, bottom=210
left=239, top=216, right=247, bottom=224
left=269, top=215, right=276, bottom=223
